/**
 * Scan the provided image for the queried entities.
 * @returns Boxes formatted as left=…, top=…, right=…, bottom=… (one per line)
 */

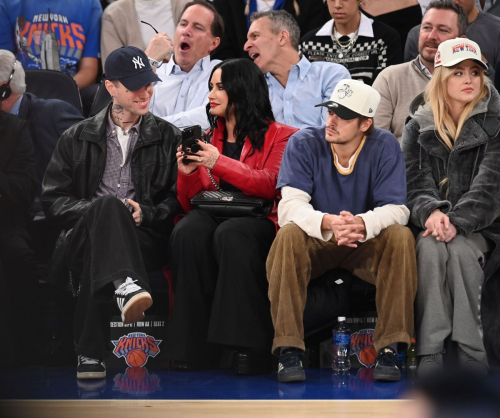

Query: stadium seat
left=89, top=79, right=112, bottom=117
left=24, top=69, right=84, bottom=115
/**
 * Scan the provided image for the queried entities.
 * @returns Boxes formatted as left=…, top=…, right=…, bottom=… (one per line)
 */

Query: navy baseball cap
left=104, top=46, right=161, bottom=91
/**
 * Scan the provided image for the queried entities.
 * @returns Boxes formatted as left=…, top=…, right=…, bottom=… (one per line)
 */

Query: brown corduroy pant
left=266, top=223, right=417, bottom=355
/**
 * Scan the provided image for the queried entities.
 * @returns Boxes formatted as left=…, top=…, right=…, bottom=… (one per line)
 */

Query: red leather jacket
left=176, top=119, right=298, bottom=229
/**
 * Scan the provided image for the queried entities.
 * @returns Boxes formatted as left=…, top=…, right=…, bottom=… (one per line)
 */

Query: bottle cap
left=338, top=316, right=346, bottom=321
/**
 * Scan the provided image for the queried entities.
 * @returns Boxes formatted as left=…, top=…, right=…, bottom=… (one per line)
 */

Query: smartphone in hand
left=181, top=125, right=202, bottom=165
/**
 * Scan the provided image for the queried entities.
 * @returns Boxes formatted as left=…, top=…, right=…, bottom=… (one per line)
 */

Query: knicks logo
left=113, top=367, right=161, bottom=396
left=112, top=332, right=161, bottom=367
left=350, top=329, right=377, bottom=368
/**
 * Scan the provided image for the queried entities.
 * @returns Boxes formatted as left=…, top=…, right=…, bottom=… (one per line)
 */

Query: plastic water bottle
left=332, top=317, right=351, bottom=373
left=407, top=338, right=417, bottom=371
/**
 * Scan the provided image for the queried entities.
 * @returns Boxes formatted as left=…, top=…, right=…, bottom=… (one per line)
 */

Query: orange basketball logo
left=112, top=332, right=162, bottom=368
left=127, top=349, right=147, bottom=367
left=350, top=329, right=376, bottom=367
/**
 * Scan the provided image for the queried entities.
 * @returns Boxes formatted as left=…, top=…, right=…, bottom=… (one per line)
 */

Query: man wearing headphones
left=0, top=70, right=37, bottom=363
left=0, top=50, right=84, bottom=216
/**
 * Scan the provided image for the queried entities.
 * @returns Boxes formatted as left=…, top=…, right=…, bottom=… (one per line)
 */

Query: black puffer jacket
left=402, top=82, right=500, bottom=370
left=42, top=104, right=182, bottom=234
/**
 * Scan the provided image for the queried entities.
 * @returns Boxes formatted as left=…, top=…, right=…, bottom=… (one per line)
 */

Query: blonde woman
left=402, top=38, right=500, bottom=376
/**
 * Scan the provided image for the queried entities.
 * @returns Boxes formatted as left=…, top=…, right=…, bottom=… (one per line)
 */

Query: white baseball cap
left=434, top=38, right=487, bottom=70
left=315, top=79, right=381, bottom=120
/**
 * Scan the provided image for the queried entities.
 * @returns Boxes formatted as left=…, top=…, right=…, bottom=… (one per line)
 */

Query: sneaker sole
left=121, top=292, right=153, bottom=324
left=77, top=371, right=106, bottom=380
left=373, top=369, right=401, bottom=382
left=278, top=369, right=306, bottom=383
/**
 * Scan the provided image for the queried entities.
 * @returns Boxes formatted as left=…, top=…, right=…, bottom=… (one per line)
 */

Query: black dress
left=362, top=5, right=422, bottom=55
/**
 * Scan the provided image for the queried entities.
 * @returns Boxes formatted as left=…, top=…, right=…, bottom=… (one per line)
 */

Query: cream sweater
left=372, top=58, right=430, bottom=143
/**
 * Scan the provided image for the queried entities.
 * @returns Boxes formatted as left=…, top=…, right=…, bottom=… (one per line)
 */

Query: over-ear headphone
left=0, top=60, right=17, bottom=101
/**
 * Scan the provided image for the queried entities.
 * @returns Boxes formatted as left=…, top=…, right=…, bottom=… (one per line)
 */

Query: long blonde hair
left=424, top=64, right=488, bottom=150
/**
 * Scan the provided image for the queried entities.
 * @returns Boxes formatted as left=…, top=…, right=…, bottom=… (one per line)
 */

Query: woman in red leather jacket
left=165, top=58, right=298, bottom=374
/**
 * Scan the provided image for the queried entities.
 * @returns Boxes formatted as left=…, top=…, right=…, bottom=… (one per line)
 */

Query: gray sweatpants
left=415, top=232, right=489, bottom=367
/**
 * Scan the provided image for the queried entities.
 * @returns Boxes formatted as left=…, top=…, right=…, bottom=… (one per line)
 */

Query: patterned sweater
left=300, top=14, right=402, bottom=86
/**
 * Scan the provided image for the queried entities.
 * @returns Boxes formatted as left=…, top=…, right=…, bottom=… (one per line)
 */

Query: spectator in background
left=405, top=0, right=500, bottom=79
left=418, top=0, right=433, bottom=14
left=300, top=0, right=402, bottom=86
left=148, top=0, right=223, bottom=129
left=100, top=0, right=191, bottom=65
left=372, top=0, right=466, bottom=142
left=0, top=0, right=102, bottom=114
left=211, top=0, right=330, bottom=60
left=167, top=58, right=297, bottom=373
left=403, top=38, right=496, bottom=377
left=0, top=50, right=84, bottom=215
left=0, top=108, right=37, bottom=364
left=359, top=0, right=422, bottom=51
left=42, top=46, right=182, bottom=380
left=245, top=10, right=350, bottom=129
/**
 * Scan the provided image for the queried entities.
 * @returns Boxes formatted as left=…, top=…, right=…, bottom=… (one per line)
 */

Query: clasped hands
left=423, top=209, right=457, bottom=242
left=322, top=211, right=366, bottom=248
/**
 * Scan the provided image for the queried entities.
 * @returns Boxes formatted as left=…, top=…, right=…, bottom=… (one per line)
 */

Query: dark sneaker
left=458, top=346, right=488, bottom=376
left=373, top=347, right=401, bottom=382
left=417, top=352, right=444, bottom=378
left=277, top=349, right=306, bottom=383
left=77, top=355, right=106, bottom=380
left=115, top=278, right=153, bottom=324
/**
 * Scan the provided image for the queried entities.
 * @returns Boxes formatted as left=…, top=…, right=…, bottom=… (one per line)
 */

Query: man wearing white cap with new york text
left=266, top=79, right=417, bottom=383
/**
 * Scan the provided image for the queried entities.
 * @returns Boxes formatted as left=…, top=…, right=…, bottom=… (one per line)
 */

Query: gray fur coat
left=402, top=83, right=500, bottom=370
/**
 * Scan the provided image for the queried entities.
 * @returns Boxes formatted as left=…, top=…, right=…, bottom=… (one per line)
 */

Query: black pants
left=67, top=196, right=170, bottom=359
left=0, top=222, right=38, bottom=357
left=166, top=209, right=276, bottom=364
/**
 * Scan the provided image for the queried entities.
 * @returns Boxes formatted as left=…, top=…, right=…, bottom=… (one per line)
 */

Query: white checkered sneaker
left=114, top=278, right=153, bottom=324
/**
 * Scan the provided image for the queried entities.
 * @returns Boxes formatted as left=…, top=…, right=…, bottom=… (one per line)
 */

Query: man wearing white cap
left=267, top=79, right=417, bottom=383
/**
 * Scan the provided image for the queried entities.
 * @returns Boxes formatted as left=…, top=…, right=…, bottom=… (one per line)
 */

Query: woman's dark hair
left=206, top=58, right=275, bottom=154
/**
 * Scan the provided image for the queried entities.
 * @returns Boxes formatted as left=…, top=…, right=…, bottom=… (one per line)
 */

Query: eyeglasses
left=140, top=21, right=159, bottom=34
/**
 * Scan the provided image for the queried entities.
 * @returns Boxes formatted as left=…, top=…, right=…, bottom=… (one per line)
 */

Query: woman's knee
left=170, top=210, right=218, bottom=246
left=415, top=233, right=447, bottom=260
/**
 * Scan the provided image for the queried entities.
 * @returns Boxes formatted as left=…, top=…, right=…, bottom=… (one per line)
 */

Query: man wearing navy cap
left=266, top=79, right=417, bottom=383
left=42, top=46, right=182, bottom=380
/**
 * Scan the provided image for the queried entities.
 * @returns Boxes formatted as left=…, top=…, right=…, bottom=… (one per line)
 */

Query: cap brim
left=315, top=101, right=360, bottom=120
left=440, top=57, right=488, bottom=71
left=118, top=69, right=162, bottom=91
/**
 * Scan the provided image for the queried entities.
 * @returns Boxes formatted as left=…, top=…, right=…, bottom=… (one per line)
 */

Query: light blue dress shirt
left=150, top=55, right=221, bottom=130
left=266, top=56, right=351, bottom=129
left=8, top=94, right=23, bottom=116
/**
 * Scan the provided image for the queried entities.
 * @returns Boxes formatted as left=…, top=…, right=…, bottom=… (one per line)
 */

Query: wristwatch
left=148, top=57, right=163, bottom=68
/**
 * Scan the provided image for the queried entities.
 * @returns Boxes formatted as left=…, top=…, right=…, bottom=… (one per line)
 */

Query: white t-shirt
left=135, top=0, right=175, bottom=46
left=257, top=0, right=276, bottom=12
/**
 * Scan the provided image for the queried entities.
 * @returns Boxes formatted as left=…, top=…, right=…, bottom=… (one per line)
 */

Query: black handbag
left=190, top=169, right=271, bottom=219
left=191, top=190, right=272, bottom=219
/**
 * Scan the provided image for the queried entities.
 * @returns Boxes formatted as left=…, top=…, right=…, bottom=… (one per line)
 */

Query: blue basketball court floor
left=0, top=366, right=415, bottom=401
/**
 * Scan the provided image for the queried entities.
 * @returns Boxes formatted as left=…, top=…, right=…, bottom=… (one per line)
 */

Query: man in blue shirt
left=146, top=0, right=223, bottom=129
left=267, top=79, right=417, bottom=383
left=244, top=10, right=350, bottom=129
